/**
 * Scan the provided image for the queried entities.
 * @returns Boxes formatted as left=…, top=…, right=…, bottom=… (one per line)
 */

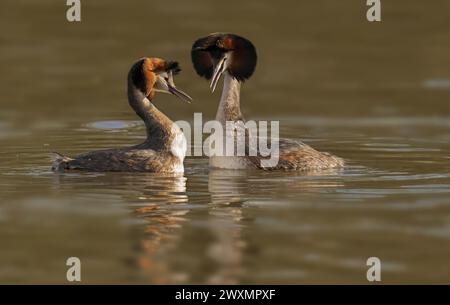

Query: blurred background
left=0, top=0, right=449, bottom=284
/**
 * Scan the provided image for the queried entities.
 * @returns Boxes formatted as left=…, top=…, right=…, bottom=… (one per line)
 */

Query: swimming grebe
left=52, top=57, right=192, bottom=173
left=191, top=33, right=344, bottom=170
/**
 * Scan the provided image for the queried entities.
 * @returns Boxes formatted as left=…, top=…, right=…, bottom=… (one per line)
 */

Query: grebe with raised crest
left=52, top=57, right=192, bottom=173
left=191, top=33, right=344, bottom=170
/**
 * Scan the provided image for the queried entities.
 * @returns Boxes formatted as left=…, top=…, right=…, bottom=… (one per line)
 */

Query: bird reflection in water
left=51, top=165, right=343, bottom=284
left=131, top=174, right=189, bottom=283
left=205, top=167, right=344, bottom=284
left=206, top=169, right=250, bottom=284
left=51, top=172, right=190, bottom=283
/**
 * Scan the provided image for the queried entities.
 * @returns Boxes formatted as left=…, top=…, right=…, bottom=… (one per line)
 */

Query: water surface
left=0, top=0, right=449, bottom=284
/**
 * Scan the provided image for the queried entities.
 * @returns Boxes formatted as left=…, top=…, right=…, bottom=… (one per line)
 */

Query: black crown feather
left=166, top=61, right=181, bottom=75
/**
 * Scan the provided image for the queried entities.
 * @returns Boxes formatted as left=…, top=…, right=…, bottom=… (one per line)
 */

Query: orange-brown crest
left=143, top=58, right=167, bottom=74
left=142, top=59, right=158, bottom=97
left=129, top=57, right=181, bottom=99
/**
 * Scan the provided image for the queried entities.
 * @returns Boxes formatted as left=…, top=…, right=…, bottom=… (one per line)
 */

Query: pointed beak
left=157, top=72, right=193, bottom=103
left=210, top=54, right=228, bottom=93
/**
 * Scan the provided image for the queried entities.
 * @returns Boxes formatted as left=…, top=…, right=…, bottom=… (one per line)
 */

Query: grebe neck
left=127, top=81, right=179, bottom=151
left=216, top=72, right=243, bottom=124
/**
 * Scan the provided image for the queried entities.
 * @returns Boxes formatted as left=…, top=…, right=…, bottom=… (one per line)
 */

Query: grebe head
left=191, top=33, right=257, bottom=92
left=129, top=57, right=192, bottom=102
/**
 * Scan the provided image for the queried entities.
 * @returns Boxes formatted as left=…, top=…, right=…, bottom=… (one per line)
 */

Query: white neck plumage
left=215, top=72, right=243, bottom=124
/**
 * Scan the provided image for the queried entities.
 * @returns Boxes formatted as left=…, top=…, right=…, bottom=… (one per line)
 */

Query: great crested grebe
left=52, top=57, right=192, bottom=173
left=191, top=33, right=344, bottom=170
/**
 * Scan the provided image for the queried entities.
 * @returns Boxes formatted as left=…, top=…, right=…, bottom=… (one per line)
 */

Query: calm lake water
left=0, top=0, right=450, bottom=284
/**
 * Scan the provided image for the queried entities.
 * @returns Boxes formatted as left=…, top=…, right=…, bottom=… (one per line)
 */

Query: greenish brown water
left=1, top=0, right=450, bottom=284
